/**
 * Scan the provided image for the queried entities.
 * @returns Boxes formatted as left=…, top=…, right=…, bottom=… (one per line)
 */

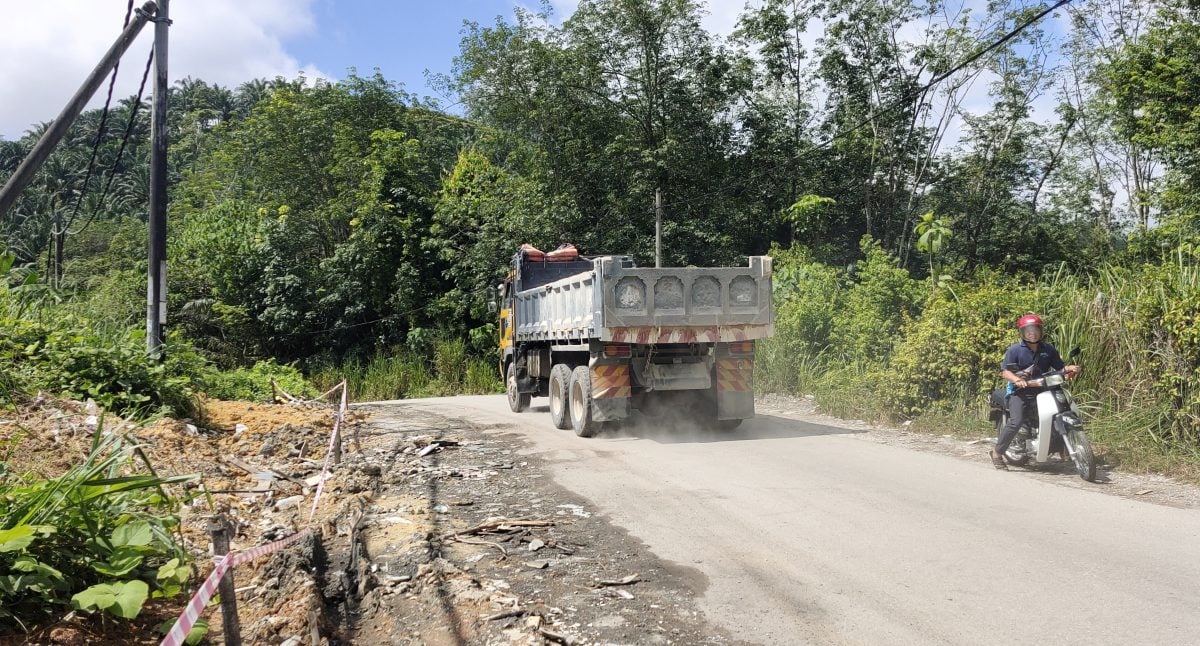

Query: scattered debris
left=596, top=574, right=643, bottom=587
left=3, top=395, right=737, bottom=645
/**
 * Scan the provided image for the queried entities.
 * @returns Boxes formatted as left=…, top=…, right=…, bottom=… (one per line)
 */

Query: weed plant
left=0, top=421, right=195, bottom=631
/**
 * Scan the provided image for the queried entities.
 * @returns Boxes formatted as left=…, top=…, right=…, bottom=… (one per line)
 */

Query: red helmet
left=1017, top=313, right=1042, bottom=329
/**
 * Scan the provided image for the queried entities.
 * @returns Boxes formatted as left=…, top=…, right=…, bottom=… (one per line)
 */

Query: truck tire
left=548, top=364, right=572, bottom=430
left=569, top=365, right=599, bottom=438
left=507, top=362, right=530, bottom=413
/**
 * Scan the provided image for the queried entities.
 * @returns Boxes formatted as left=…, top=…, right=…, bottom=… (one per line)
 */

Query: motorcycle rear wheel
left=1068, top=429, right=1097, bottom=482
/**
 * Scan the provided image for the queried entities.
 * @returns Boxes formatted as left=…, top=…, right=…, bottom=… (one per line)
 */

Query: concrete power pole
left=146, top=0, right=169, bottom=356
left=0, top=2, right=159, bottom=220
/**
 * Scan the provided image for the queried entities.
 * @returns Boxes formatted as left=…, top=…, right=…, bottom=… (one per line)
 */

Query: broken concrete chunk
left=274, top=495, right=304, bottom=511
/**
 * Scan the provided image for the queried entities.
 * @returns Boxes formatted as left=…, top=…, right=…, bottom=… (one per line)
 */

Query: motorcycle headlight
left=1043, top=374, right=1065, bottom=387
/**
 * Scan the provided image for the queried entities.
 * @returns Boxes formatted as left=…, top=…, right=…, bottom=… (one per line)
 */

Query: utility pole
left=146, top=0, right=170, bottom=357
left=655, top=187, right=663, bottom=268
left=0, top=2, right=158, bottom=220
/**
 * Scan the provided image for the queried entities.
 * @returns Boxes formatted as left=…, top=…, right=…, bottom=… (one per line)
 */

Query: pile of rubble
left=4, top=394, right=736, bottom=645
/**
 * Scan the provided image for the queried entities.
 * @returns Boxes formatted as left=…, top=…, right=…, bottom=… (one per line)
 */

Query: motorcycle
left=987, top=352, right=1097, bottom=482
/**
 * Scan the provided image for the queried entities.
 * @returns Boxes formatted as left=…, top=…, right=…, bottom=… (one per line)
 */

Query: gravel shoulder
left=346, top=402, right=744, bottom=646
left=755, top=393, right=1200, bottom=510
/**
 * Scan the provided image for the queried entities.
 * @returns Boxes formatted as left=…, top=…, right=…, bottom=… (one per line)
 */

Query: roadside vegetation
left=760, top=238, right=1200, bottom=481
left=0, top=424, right=195, bottom=633
left=0, top=2, right=1198, bottom=637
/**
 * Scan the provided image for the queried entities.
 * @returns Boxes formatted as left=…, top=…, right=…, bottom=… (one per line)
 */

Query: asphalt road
left=386, top=395, right=1200, bottom=645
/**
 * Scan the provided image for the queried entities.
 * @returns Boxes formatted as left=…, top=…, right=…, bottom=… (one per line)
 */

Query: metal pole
left=0, top=2, right=158, bottom=219
left=655, top=187, right=662, bottom=268
left=146, top=0, right=169, bottom=356
left=208, top=516, right=243, bottom=646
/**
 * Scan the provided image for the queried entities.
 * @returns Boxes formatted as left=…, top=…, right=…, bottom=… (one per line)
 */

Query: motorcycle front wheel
left=1067, top=429, right=1097, bottom=482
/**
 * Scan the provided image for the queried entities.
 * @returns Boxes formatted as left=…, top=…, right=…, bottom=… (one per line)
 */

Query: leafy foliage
left=0, top=430, right=193, bottom=629
left=0, top=272, right=203, bottom=416
left=202, top=360, right=315, bottom=402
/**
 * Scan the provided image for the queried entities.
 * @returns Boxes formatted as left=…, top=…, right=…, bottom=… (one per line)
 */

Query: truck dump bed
left=513, top=255, right=773, bottom=344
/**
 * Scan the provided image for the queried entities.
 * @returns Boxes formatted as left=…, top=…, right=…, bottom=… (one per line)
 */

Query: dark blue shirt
left=1002, top=340, right=1065, bottom=392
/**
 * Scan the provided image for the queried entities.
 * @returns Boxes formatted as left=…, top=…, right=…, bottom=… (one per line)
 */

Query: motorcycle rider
left=991, top=314, right=1081, bottom=470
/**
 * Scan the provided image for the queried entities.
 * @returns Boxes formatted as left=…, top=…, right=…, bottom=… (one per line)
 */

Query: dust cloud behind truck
left=497, top=245, right=774, bottom=436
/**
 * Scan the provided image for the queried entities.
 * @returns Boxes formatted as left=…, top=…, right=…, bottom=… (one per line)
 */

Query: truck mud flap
left=590, top=364, right=630, bottom=421
left=715, top=358, right=754, bottom=419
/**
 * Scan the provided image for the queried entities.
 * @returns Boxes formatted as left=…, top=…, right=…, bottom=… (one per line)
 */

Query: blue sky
left=289, top=0, right=529, bottom=106
left=0, top=0, right=1063, bottom=140
left=0, top=0, right=749, bottom=139
left=0, top=0, right=582, bottom=139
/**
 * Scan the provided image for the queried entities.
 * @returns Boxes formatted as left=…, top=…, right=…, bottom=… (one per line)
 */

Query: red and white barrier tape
left=309, top=380, right=347, bottom=521
left=161, top=528, right=313, bottom=646
left=162, top=379, right=350, bottom=645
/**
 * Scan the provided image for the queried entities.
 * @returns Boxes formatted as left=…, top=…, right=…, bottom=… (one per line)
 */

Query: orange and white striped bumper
left=591, top=364, right=631, bottom=399
left=716, top=358, right=753, bottom=393
left=605, top=324, right=773, bottom=344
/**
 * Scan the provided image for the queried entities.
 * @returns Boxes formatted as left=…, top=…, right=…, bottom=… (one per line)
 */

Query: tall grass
left=307, top=338, right=502, bottom=401
left=763, top=246, right=1200, bottom=481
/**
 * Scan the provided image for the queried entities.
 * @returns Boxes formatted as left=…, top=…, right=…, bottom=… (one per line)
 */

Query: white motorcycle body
left=991, top=364, right=1096, bottom=481
left=1029, top=389, right=1080, bottom=464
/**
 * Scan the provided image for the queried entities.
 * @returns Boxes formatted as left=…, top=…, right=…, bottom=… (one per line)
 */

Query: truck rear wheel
left=569, top=365, right=599, bottom=437
left=548, top=364, right=572, bottom=429
left=507, top=362, right=530, bottom=413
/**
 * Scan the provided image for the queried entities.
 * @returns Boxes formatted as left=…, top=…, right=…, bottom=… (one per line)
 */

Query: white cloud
left=700, top=0, right=743, bottom=37
left=538, top=0, right=744, bottom=35
left=0, top=0, right=325, bottom=139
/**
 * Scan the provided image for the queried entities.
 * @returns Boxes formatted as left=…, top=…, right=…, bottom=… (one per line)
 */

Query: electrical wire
left=653, top=0, right=1076, bottom=216
left=68, top=45, right=155, bottom=237
left=62, top=0, right=136, bottom=234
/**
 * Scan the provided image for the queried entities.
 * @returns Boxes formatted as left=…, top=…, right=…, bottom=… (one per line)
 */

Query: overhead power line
left=657, top=0, right=1076, bottom=215
left=63, top=0, right=138, bottom=234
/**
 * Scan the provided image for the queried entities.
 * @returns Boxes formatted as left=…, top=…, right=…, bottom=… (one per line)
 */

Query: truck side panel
left=513, top=256, right=773, bottom=343
left=514, top=267, right=598, bottom=343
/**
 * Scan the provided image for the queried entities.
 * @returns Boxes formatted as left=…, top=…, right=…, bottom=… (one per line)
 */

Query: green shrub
left=0, top=291, right=203, bottom=417
left=0, top=428, right=194, bottom=631
left=761, top=245, right=846, bottom=392
left=881, top=276, right=1031, bottom=417
left=432, top=338, right=467, bottom=388
left=305, top=334, right=504, bottom=401
left=203, top=360, right=315, bottom=402
left=829, top=237, right=924, bottom=364
left=464, top=359, right=502, bottom=394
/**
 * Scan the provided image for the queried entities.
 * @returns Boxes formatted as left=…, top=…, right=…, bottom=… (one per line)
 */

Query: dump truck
left=497, top=245, right=774, bottom=436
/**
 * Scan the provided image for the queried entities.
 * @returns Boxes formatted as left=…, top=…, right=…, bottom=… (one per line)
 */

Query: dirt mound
left=1, top=393, right=362, bottom=645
